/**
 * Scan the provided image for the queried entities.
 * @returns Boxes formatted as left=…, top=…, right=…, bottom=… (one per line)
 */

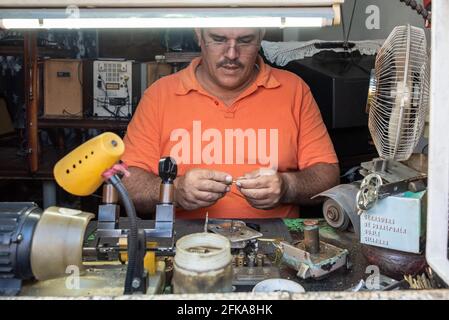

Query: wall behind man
left=283, top=0, right=428, bottom=42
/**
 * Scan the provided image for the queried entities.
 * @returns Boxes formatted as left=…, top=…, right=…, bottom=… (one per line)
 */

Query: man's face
left=196, top=28, right=263, bottom=90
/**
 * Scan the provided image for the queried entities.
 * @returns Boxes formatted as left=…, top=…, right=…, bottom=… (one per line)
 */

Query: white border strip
left=426, top=0, right=449, bottom=285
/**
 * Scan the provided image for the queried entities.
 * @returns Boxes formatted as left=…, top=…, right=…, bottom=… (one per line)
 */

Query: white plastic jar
left=172, top=233, right=233, bottom=294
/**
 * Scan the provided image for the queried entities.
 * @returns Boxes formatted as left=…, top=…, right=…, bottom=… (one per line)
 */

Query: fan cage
left=368, top=25, right=430, bottom=162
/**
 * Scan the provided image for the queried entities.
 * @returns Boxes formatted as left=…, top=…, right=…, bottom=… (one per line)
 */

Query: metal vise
left=95, top=157, right=177, bottom=255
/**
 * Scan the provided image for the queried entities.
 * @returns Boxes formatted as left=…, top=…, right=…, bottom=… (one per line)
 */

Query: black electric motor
left=0, top=202, right=42, bottom=295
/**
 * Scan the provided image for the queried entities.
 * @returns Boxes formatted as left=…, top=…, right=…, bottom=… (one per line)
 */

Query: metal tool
left=96, top=157, right=177, bottom=241
left=357, top=171, right=427, bottom=213
left=404, top=267, right=440, bottom=290
left=231, top=251, right=280, bottom=286
left=233, top=267, right=281, bottom=287
left=347, top=274, right=400, bottom=292
left=90, top=156, right=178, bottom=294
left=207, top=219, right=263, bottom=249
left=313, top=183, right=361, bottom=236
left=303, top=220, right=320, bottom=254
left=204, top=212, right=209, bottom=233
left=276, top=220, right=349, bottom=280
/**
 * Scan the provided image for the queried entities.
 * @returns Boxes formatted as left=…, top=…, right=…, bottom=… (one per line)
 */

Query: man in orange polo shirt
left=121, top=28, right=339, bottom=219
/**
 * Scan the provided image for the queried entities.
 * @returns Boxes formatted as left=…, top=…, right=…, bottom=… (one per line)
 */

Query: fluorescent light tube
left=0, top=7, right=338, bottom=29
left=1, top=17, right=330, bottom=29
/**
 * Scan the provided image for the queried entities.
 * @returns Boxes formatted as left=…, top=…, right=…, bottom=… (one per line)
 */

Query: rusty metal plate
left=208, top=219, right=263, bottom=247
left=279, top=241, right=349, bottom=280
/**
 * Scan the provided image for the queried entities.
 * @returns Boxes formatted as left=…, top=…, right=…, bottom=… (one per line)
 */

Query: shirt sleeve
left=121, top=86, right=161, bottom=174
left=296, top=82, right=339, bottom=170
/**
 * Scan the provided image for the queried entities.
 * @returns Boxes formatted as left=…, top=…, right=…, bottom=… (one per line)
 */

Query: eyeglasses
left=203, top=36, right=260, bottom=54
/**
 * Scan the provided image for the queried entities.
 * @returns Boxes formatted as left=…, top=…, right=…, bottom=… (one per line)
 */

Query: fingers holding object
left=197, top=180, right=231, bottom=193
left=239, top=187, right=271, bottom=200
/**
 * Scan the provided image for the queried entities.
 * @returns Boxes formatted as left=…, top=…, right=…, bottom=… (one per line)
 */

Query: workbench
left=16, top=218, right=390, bottom=297
left=164, top=218, right=369, bottom=293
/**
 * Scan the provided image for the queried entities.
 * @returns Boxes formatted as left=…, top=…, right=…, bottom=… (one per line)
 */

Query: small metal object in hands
left=204, top=212, right=209, bottom=233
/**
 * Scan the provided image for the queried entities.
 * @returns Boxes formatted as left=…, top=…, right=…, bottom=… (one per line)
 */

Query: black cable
left=340, top=0, right=358, bottom=49
left=399, top=0, right=431, bottom=23
left=124, top=80, right=131, bottom=117
left=108, top=174, right=139, bottom=294
left=98, top=78, right=120, bottom=118
left=345, top=0, right=358, bottom=46
left=340, top=4, right=347, bottom=46
left=337, top=0, right=371, bottom=75
left=92, top=97, right=116, bottom=117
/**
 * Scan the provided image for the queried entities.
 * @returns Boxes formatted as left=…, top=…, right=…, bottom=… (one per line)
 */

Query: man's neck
left=195, top=63, right=259, bottom=106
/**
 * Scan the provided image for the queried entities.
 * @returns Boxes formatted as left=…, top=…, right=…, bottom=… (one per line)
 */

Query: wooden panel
left=44, top=59, right=83, bottom=117
left=146, top=62, right=172, bottom=88
left=24, top=31, right=39, bottom=173
left=0, top=98, right=14, bottom=136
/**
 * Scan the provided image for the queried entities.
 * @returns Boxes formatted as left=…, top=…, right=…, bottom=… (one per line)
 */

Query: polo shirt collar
left=175, top=55, right=280, bottom=96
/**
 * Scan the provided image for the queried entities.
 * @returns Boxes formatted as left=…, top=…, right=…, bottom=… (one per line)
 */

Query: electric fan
left=357, top=25, right=430, bottom=212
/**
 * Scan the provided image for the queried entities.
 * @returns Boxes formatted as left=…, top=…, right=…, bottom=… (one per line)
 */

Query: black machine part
left=158, top=157, right=177, bottom=204
left=0, top=202, right=42, bottom=296
left=108, top=175, right=140, bottom=294
left=158, top=157, right=177, bottom=184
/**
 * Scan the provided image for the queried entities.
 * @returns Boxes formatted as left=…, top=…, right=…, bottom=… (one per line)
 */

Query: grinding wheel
left=323, top=198, right=350, bottom=231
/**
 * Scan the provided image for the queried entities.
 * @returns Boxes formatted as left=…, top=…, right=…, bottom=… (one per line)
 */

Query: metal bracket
left=208, top=219, right=263, bottom=249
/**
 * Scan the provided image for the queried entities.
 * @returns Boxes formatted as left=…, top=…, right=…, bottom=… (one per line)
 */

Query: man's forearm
left=280, top=163, right=340, bottom=206
left=121, top=166, right=161, bottom=217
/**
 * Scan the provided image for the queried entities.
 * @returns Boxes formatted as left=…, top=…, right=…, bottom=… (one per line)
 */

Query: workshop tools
left=206, top=218, right=281, bottom=286
left=404, top=268, right=439, bottom=290
left=207, top=219, right=263, bottom=249
left=317, top=25, right=429, bottom=261
left=53, top=132, right=143, bottom=294
left=0, top=203, right=93, bottom=295
left=277, top=220, right=349, bottom=279
left=93, top=156, right=178, bottom=294
left=1, top=132, right=126, bottom=295
left=0, top=133, right=179, bottom=295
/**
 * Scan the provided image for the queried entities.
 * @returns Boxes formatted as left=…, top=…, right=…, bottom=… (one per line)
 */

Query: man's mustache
left=217, top=59, right=244, bottom=68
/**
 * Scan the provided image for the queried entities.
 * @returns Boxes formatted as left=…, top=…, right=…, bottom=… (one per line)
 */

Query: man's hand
left=174, top=169, right=232, bottom=211
left=236, top=169, right=287, bottom=210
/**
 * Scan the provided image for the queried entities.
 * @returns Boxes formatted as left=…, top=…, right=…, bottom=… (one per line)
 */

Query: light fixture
left=0, top=1, right=343, bottom=29
left=0, top=17, right=330, bottom=29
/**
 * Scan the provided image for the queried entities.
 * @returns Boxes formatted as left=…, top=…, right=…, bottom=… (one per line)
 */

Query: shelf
left=0, top=45, right=72, bottom=57
left=38, top=116, right=130, bottom=130
left=0, top=146, right=59, bottom=180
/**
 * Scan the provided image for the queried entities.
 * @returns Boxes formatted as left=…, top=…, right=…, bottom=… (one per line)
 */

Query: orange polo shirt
left=122, top=56, right=338, bottom=219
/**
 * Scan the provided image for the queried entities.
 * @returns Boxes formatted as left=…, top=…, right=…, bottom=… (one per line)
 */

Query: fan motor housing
left=0, top=202, right=42, bottom=295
